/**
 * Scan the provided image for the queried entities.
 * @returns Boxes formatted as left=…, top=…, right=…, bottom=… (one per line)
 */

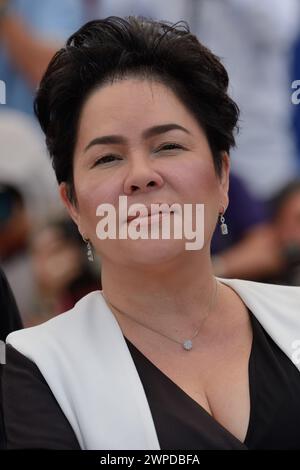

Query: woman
left=2, top=16, right=300, bottom=450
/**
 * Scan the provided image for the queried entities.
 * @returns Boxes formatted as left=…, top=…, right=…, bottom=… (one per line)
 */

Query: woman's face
left=60, top=78, right=229, bottom=267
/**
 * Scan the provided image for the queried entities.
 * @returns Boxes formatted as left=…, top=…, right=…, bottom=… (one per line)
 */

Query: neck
left=101, top=250, right=219, bottom=333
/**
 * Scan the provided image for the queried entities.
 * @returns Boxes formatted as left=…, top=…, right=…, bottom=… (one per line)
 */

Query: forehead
left=76, top=78, right=200, bottom=146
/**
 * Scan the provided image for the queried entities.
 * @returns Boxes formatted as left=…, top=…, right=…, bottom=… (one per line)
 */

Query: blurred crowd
left=1, top=0, right=300, bottom=326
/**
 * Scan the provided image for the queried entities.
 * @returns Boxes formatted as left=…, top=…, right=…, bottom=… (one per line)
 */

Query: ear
left=59, top=183, right=81, bottom=229
left=219, top=152, right=230, bottom=210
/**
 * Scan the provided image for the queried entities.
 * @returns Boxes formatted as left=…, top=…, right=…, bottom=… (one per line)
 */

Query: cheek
left=167, top=157, right=219, bottom=203
left=74, top=171, right=121, bottom=233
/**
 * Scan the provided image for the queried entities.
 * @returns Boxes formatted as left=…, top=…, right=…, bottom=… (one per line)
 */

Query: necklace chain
left=102, top=280, right=219, bottom=351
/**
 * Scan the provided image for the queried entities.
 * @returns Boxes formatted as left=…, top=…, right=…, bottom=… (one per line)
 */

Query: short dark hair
left=34, top=16, right=239, bottom=202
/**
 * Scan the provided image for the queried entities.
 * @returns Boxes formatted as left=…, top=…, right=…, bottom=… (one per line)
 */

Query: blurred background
left=0, top=0, right=300, bottom=327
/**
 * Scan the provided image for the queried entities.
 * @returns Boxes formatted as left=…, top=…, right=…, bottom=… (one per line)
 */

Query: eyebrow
left=84, top=123, right=191, bottom=152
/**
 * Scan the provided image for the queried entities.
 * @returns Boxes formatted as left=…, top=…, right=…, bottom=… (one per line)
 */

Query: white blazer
left=6, top=278, right=300, bottom=450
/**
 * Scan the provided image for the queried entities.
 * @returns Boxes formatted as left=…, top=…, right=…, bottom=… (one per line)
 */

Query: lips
left=126, top=204, right=175, bottom=223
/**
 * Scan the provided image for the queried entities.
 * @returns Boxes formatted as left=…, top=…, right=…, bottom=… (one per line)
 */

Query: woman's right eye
left=93, top=154, right=121, bottom=166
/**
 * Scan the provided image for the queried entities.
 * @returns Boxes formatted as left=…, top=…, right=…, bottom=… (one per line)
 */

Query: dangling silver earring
left=219, top=209, right=228, bottom=235
left=83, top=237, right=94, bottom=262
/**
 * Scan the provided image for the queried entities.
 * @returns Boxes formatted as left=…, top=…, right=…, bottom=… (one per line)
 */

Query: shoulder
left=5, top=290, right=104, bottom=359
left=218, top=277, right=300, bottom=305
left=219, top=278, right=300, bottom=370
left=2, top=344, right=80, bottom=449
left=218, top=277, right=300, bottom=321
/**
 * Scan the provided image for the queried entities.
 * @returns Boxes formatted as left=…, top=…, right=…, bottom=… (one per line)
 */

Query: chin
left=120, top=237, right=189, bottom=266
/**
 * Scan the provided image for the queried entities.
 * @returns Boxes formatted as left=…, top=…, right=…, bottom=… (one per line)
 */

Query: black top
left=0, top=267, right=23, bottom=342
left=2, top=311, right=300, bottom=450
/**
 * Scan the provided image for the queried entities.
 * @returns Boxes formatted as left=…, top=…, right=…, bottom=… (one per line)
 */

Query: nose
left=123, top=159, right=164, bottom=195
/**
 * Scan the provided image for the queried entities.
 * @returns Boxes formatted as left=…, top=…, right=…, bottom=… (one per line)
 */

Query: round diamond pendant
left=183, top=339, right=193, bottom=351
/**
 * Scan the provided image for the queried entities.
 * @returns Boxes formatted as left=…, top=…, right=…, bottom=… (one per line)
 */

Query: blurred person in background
left=0, top=109, right=61, bottom=323
left=29, top=218, right=100, bottom=327
left=0, top=189, right=100, bottom=328
left=211, top=172, right=282, bottom=281
left=0, top=110, right=59, bottom=220
left=0, top=183, right=35, bottom=324
left=268, top=180, right=300, bottom=286
left=0, top=0, right=81, bottom=315
left=0, top=0, right=82, bottom=115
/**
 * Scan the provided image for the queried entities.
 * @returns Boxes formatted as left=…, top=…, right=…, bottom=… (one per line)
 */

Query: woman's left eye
left=156, top=143, right=184, bottom=152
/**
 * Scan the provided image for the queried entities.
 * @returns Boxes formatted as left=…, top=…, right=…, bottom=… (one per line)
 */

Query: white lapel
left=217, top=277, right=300, bottom=371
